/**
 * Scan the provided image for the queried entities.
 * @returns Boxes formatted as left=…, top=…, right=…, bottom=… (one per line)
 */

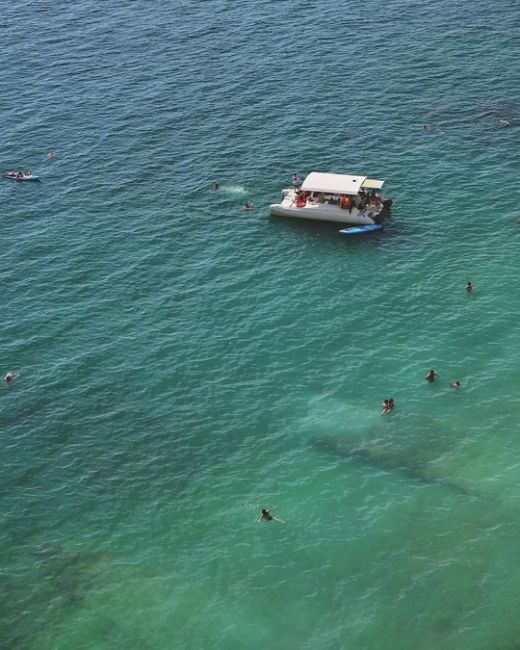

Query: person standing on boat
left=292, top=173, right=301, bottom=188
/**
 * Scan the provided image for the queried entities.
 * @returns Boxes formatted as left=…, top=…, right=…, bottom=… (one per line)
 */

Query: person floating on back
left=257, top=508, right=285, bottom=523
left=425, top=369, right=438, bottom=383
left=466, top=281, right=472, bottom=293
left=450, top=380, right=461, bottom=388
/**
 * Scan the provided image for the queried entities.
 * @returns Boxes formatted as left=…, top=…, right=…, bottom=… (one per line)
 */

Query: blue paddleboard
left=339, top=224, right=382, bottom=236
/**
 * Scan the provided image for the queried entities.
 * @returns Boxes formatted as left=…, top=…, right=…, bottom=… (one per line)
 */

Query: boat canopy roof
left=301, top=172, right=384, bottom=195
left=361, top=178, right=385, bottom=190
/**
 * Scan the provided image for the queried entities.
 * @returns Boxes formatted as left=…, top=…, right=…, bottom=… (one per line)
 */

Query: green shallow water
left=1, top=1, right=520, bottom=648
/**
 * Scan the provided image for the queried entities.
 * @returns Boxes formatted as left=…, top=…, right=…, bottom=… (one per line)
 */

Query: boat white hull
left=270, top=202, right=379, bottom=225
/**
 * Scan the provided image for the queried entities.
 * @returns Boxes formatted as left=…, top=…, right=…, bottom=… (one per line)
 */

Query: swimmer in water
left=46, top=151, right=56, bottom=159
left=466, top=281, right=472, bottom=293
left=4, top=371, right=16, bottom=385
left=257, top=508, right=285, bottom=523
left=450, top=381, right=461, bottom=388
left=213, top=183, right=220, bottom=191
left=497, top=118, right=511, bottom=128
left=242, top=201, right=252, bottom=211
left=425, top=369, right=438, bottom=383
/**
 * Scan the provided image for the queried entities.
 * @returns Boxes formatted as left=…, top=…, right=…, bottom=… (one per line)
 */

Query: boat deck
left=270, top=188, right=381, bottom=225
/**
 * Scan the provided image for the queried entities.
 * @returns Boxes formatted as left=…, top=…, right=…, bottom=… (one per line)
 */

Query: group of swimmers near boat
left=212, top=182, right=253, bottom=211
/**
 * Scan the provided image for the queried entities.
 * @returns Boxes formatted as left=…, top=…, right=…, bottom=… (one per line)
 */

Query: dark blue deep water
left=1, top=1, right=520, bottom=648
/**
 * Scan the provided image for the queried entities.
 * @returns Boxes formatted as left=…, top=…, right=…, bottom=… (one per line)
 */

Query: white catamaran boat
left=270, top=171, right=392, bottom=225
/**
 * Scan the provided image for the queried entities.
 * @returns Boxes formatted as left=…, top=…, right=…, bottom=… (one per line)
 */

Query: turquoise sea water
left=1, top=1, right=520, bottom=648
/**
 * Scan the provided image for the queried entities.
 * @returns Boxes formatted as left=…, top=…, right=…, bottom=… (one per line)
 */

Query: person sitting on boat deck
left=340, top=195, right=351, bottom=210
left=16, top=172, right=23, bottom=179
left=369, top=191, right=381, bottom=208
left=317, top=192, right=325, bottom=204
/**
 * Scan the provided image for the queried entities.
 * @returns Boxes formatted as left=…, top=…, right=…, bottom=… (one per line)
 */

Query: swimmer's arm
left=272, top=516, right=286, bottom=524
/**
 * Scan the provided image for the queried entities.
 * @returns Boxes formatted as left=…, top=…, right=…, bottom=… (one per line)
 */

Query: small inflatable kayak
left=339, top=224, right=382, bottom=236
left=3, top=171, right=40, bottom=182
